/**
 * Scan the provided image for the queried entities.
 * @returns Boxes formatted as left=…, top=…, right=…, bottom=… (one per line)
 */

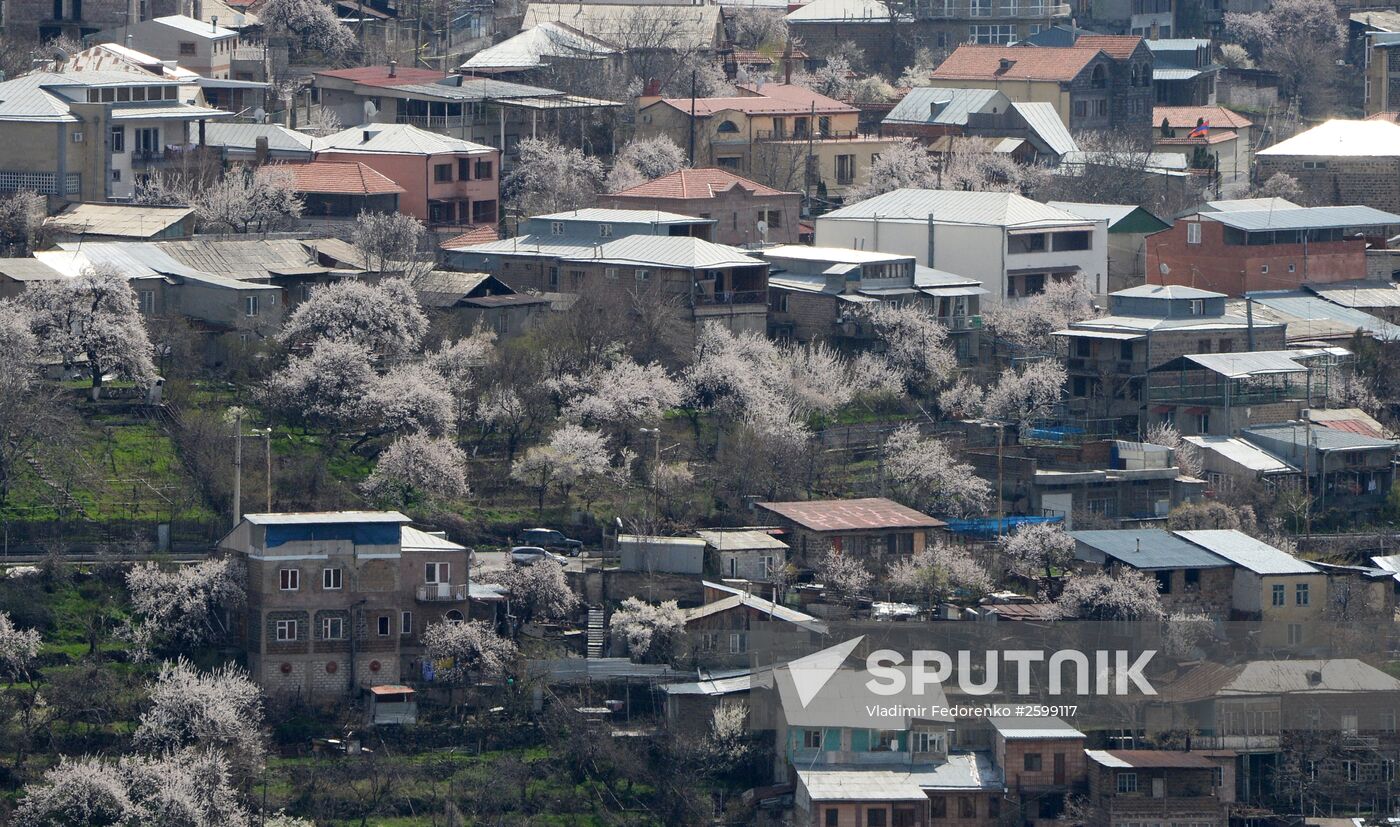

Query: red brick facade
left=1145, top=218, right=1369, bottom=296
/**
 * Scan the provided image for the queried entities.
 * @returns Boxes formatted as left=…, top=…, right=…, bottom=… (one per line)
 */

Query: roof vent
left=211, top=14, right=218, bottom=30
left=998, top=58, right=1014, bottom=71
left=362, top=129, right=372, bottom=143
left=388, top=59, right=397, bottom=78
left=1306, top=669, right=1322, bottom=686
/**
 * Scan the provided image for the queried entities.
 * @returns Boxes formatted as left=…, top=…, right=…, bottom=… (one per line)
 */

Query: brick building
left=989, top=717, right=1087, bottom=824
left=753, top=497, right=946, bottom=570
left=219, top=511, right=473, bottom=701
left=1255, top=119, right=1400, bottom=213
left=1084, top=750, right=1231, bottom=827
left=597, top=168, right=801, bottom=247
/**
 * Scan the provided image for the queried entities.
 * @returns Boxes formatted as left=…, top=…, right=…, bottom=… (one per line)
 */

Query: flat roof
left=1256, top=118, right=1400, bottom=158
left=244, top=511, right=410, bottom=525
left=757, top=498, right=945, bottom=532
left=1086, top=750, right=1216, bottom=769
left=988, top=716, right=1085, bottom=740
left=1203, top=205, right=1400, bottom=231
left=761, top=245, right=912, bottom=264
left=694, top=529, right=788, bottom=551
left=1072, top=529, right=1233, bottom=570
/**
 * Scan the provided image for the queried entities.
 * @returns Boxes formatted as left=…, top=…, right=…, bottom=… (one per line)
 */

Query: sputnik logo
left=786, top=635, right=864, bottom=708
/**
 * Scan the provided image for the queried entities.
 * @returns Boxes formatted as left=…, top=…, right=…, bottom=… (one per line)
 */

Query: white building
left=813, top=188, right=1108, bottom=304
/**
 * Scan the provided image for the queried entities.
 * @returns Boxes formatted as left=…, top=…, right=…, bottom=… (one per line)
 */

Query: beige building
left=93, top=15, right=239, bottom=79
left=220, top=511, right=473, bottom=701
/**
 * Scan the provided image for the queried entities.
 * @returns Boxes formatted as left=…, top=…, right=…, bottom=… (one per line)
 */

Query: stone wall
left=1256, top=155, right=1400, bottom=213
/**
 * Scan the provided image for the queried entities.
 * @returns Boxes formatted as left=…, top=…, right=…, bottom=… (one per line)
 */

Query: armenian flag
left=1188, top=119, right=1210, bottom=138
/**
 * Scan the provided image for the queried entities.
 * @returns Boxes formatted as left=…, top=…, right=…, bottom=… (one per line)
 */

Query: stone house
left=681, top=581, right=825, bottom=668
left=1255, top=119, right=1400, bottom=213
left=219, top=511, right=473, bottom=701
left=597, top=168, right=801, bottom=247
left=1071, top=529, right=1237, bottom=617
left=1083, top=750, right=1230, bottom=827
left=1175, top=529, right=1327, bottom=645
left=695, top=529, right=788, bottom=584
left=753, top=497, right=946, bottom=571
left=92, top=14, right=238, bottom=79
left=988, top=717, right=1087, bottom=825
left=1242, top=423, right=1398, bottom=518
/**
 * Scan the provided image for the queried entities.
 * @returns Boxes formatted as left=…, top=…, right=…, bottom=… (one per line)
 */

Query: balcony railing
left=695, top=289, right=767, bottom=306
left=907, top=0, right=1071, bottom=18
left=754, top=129, right=869, bottom=141
left=416, top=583, right=469, bottom=602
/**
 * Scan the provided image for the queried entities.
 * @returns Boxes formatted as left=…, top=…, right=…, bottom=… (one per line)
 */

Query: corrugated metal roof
left=695, top=529, right=787, bottom=551
left=460, top=21, right=616, bottom=71
left=1245, top=422, right=1399, bottom=451
left=151, top=13, right=237, bottom=37
left=523, top=3, right=721, bottom=48
left=45, top=203, right=192, bottom=238
left=1180, top=350, right=1315, bottom=378
left=399, top=525, right=466, bottom=552
left=1153, top=67, right=1204, bottom=81
left=448, top=233, right=601, bottom=259
left=1182, top=435, right=1297, bottom=473
left=525, top=657, right=688, bottom=683
left=0, top=258, right=66, bottom=281
left=1011, top=101, right=1079, bottom=157
left=1204, top=205, right=1400, bottom=231
left=244, top=511, right=409, bottom=524
left=1304, top=280, right=1400, bottom=308
left=412, top=270, right=493, bottom=306
left=786, top=0, right=896, bottom=22
left=560, top=235, right=763, bottom=269
left=1175, top=529, right=1319, bottom=575
left=818, top=189, right=1095, bottom=228
left=1245, top=291, right=1400, bottom=341
left=1086, top=750, right=1216, bottom=769
left=798, top=753, right=1001, bottom=801
left=1114, top=284, right=1224, bottom=299
left=757, top=498, right=945, bottom=531
left=156, top=239, right=330, bottom=280
left=988, top=716, right=1085, bottom=739
left=203, top=123, right=318, bottom=154
left=883, top=87, right=1005, bottom=126
left=318, top=123, right=494, bottom=155
left=110, top=103, right=230, bottom=121
left=1045, top=202, right=1159, bottom=228
left=1219, top=659, right=1400, bottom=695
left=1071, top=529, right=1233, bottom=570
left=761, top=245, right=910, bottom=264
left=914, top=266, right=982, bottom=288
left=1051, top=328, right=1145, bottom=341
left=533, top=207, right=704, bottom=224
left=1198, top=197, right=1300, bottom=213
left=1257, top=118, right=1400, bottom=158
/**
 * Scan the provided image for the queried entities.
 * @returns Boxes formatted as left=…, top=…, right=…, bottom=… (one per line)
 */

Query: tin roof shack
left=753, top=498, right=946, bottom=571
left=44, top=203, right=196, bottom=242
left=988, top=717, right=1087, bottom=823
left=368, top=684, right=417, bottom=725
left=1083, top=750, right=1228, bottom=827
left=1144, top=347, right=1349, bottom=437
left=411, top=270, right=549, bottom=340
left=1045, top=202, right=1171, bottom=294
left=1071, top=529, right=1235, bottom=617
left=695, top=528, right=788, bottom=585
left=1242, top=423, right=1398, bottom=519
left=1304, top=279, right=1400, bottom=324
left=682, top=580, right=826, bottom=668
left=1053, top=285, right=1285, bottom=431
left=1180, top=434, right=1302, bottom=497
left=1176, top=530, right=1327, bottom=641
left=618, top=534, right=705, bottom=575
left=662, top=667, right=765, bottom=735
left=219, top=512, right=472, bottom=700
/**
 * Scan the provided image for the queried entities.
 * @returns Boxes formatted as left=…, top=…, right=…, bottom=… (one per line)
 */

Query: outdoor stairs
left=586, top=606, right=605, bottom=658
left=23, top=452, right=84, bottom=514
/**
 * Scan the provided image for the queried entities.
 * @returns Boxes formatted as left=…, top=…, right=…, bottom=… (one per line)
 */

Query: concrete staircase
left=586, top=606, right=605, bottom=658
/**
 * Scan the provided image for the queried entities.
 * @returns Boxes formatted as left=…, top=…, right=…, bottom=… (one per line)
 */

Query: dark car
left=518, top=528, right=584, bottom=556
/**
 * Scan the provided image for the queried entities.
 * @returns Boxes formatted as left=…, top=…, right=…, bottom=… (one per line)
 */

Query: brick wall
left=1256, top=155, right=1400, bottom=213
left=1146, top=218, right=1370, bottom=296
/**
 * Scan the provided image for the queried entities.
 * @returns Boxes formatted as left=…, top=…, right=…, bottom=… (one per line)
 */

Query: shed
left=618, top=534, right=706, bottom=574
left=44, top=203, right=195, bottom=241
left=368, top=684, right=417, bottom=724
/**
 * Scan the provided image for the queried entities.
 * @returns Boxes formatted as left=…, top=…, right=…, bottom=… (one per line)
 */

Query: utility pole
left=687, top=69, right=697, bottom=166
left=995, top=422, right=1005, bottom=537
left=263, top=428, right=273, bottom=512
left=231, top=408, right=242, bottom=529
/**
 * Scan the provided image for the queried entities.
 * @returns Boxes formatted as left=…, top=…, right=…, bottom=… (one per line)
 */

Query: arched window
left=445, top=610, right=464, bottom=624
left=717, top=120, right=740, bottom=133
left=1091, top=64, right=1107, bottom=89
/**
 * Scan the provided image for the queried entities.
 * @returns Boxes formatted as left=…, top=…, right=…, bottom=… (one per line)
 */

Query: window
left=378, top=616, right=391, bottom=636
left=425, top=562, right=450, bottom=584
left=111, top=169, right=122, bottom=182
left=1074, top=100, right=1088, bottom=118
left=717, top=120, right=740, bottom=133
left=867, top=810, right=887, bottom=827
left=824, top=808, right=839, bottom=827
left=762, top=209, right=782, bottom=229
left=1187, top=222, right=1202, bottom=244
left=1272, top=583, right=1286, bottom=606
left=134, top=127, right=159, bottom=157
left=401, top=611, right=412, bottom=635
left=1288, top=623, right=1303, bottom=645
left=1184, top=568, right=1200, bottom=590
left=605, top=267, right=619, bottom=279
left=836, top=154, right=856, bottom=185
left=275, top=619, right=297, bottom=641
left=969, top=22, right=1016, bottom=42
left=717, top=156, right=741, bottom=170
left=434, top=163, right=452, bottom=182
left=179, top=41, right=197, bottom=56
left=803, top=728, right=825, bottom=749
left=1385, top=710, right=1397, bottom=732
left=729, top=632, right=747, bottom=653
left=244, top=296, right=259, bottom=317
left=1296, top=583, right=1310, bottom=606
left=958, top=798, right=975, bottom=819
left=279, top=569, right=299, bottom=591
left=322, top=616, right=345, bottom=640
left=474, top=159, right=493, bottom=180
left=1117, top=772, right=1138, bottom=793
left=1024, top=753, right=1043, bottom=771
left=323, top=568, right=342, bottom=590
left=445, top=609, right=464, bottom=624
left=550, top=221, right=565, bottom=236
left=1156, top=570, right=1173, bottom=594
left=599, top=223, right=613, bottom=238
left=1386, top=760, right=1397, bottom=782
left=1302, top=160, right=1327, bottom=170
left=912, top=730, right=944, bottom=753
left=548, top=267, right=559, bottom=288
left=110, top=125, right=125, bottom=153
left=138, top=289, right=155, bottom=314
left=1008, top=232, right=1047, bottom=254
left=930, top=797, right=947, bottom=818
left=1052, top=231, right=1091, bottom=251
left=634, top=269, right=650, bottom=281
left=1345, top=760, right=1359, bottom=782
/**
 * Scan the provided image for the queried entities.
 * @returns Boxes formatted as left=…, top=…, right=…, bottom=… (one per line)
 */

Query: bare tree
left=1226, top=0, right=1343, bottom=112
left=352, top=211, right=435, bottom=280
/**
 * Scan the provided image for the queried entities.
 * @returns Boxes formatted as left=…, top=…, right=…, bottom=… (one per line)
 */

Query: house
left=0, top=69, right=230, bottom=204
left=1070, top=528, right=1236, bottom=616
left=988, top=716, right=1087, bottom=823
left=311, top=65, right=621, bottom=161
left=928, top=38, right=1154, bottom=134
left=1355, top=12, right=1400, bottom=115
left=0, top=259, right=68, bottom=300
left=1151, top=106, right=1253, bottom=182
left=1146, top=38, right=1220, bottom=106
left=1181, top=434, right=1302, bottom=496
left=93, top=15, right=239, bottom=80
left=43, top=202, right=195, bottom=241
left=285, top=161, right=404, bottom=218
left=1235, top=289, right=1400, bottom=343
left=1255, top=119, right=1400, bottom=213
left=880, top=89, right=1081, bottom=165
left=1046, top=202, right=1170, bottom=292
left=814, top=189, right=1108, bottom=303
left=64, top=42, right=203, bottom=94
left=761, top=245, right=985, bottom=353
left=634, top=83, right=902, bottom=203
left=1145, top=202, right=1400, bottom=297
left=1176, top=529, right=1326, bottom=638
left=695, top=529, right=788, bottom=584
left=1053, top=285, right=1286, bottom=429
left=597, top=168, right=802, bottom=246
left=219, top=512, right=473, bottom=699
left=662, top=667, right=765, bottom=735
left=519, top=2, right=725, bottom=53
left=1083, top=750, right=1230, bottom=827
left=753, top=497, right=946, bottom=569
left=617, top=534, right=706, bottom=575
left=411, top=271, right=549, bottom=338
left=314, top=123, right=499, bottom=227
left=1242, top=423, right=1398, bottom=516
left=682, top=581, right=825, bottom=665
left=201, top=123, right=318, bottom=162
left=457, top=21, right=620, bottom=81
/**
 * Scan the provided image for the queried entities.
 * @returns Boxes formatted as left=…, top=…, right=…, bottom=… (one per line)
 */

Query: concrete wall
left=1256, top=153, right=1400, bottom=214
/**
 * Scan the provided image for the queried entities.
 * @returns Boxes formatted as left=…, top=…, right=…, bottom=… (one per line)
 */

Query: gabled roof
left=317, top=123, right=495, bottom=155
left=1161, top=659, right=1400, bottom=701
left=786, top=0, right=896, bottom=23
left=45, top=203, right=193, bottom=238
left=1176, top=529, right=1318, bottom=575
left=1046, top=202, right=1170, bottom=232
left=459, top=21, right=617, bottom=72
left=988, top=716, right=1085, bottom=740
left=1113, top=284, right=1224, bottom=300
left=1244, top=422, right=1399, bottom=452
left=1257, top=118, right=1400, bottom=158
left=646, top=82, right=857, bottom=117
left=315, top=66, right=447, bottom=86
left=820, top=189, right=1095, bottom=229
left=1071, top=529, right=1233, bottom=570
left=521, top=3, right=722, bottom=49
left=284, top=161, right=405, bottom=195
left=1154, top=105, right=1253, bottom=129
left=1182, top=435, right=1297, bottom=473
left=0, top=70, right=190, bottom=122
left=66, top=43, right=201, bottom=80
left=1011, top=101, right=1079, bottom=157
left=441, top=225, right=500, bottom=248
left=930, top=44, right=1100, bottom=82
left=399, top=525, right=466, bottom=552
left=883, top=87, right=1007, bottom=126
left=1071, top=34, right=1145, bottom=59
left=757, top=497, right=945, bottom=531
left=684, top=581, right=825, bottom=629
left=1240, top=291, right=1400, bottom=342
left=203, top=123, right=318, bottom=153
left=559, top=235, right=763, bottom=269
left=608, top=167, right=795, bottom=199
left=534, top=207, right=710, bottom=224
left=1196, top=197, right=1301, bottom=213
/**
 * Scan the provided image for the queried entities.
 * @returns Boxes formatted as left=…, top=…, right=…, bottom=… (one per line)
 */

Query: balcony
left=694, top=289, right=767, bottom=306
left=416, top=582, right=469, bottom=602
left=754, top=129, right=869, bottom=141
left=907, top=0, right=1071, bottom=18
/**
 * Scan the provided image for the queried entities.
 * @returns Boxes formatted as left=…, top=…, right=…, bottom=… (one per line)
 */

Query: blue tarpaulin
left=943, top=515, right=1064, bottom=538
left=264, top=522, right=400, bottom=547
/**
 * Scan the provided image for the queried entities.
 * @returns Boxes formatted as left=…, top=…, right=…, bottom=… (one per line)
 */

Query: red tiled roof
left=441, top=225, right=500, bottom=248
left=1154, top=105, right=1254, bottom=129
left=1155, top=130, right=1239, bottom=146
left=757, top=497, right=946, bottom=532
left=1072, top=34, right=1145, bottom=59
left=647, top=82, right=857, bottom=117
left=315, top=66, right=446, bottom=87
left=285, top=161, right=406, bottom=196
left=930, top=44, right=1101, bottom=82
left=609, top=168, right=796, bottom=199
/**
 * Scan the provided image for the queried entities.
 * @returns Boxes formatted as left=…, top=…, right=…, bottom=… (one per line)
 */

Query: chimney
left=362, top=129, right=372, bottom=143
left=1150, top=21, right=1159, bottom=40
left=388, top=59, right=397, bottom=78
left=255, top=135, right=269, bottom=164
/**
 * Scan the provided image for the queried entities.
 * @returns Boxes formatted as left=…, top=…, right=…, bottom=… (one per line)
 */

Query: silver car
left=510, top=546, right=568, bottom=566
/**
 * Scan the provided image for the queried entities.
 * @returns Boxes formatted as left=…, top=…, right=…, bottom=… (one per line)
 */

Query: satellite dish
left=756, top=219, right=768, bottom=237
left=1158, top=262, right=1171, bottom=276
left=253, top=107, right=266, bottom=124
left=52, top=48, right=69, bottom=63
left=363, top=100, right=378, bottom=123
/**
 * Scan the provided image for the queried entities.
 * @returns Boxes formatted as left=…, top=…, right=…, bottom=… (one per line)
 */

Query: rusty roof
left=756, top=498, right=945, bottom=532
left=441, top=225, right=500, bottom=248
left=1086, top=750, right=1216, bottom=769
left=1154, top=105, right=1253, bottom=129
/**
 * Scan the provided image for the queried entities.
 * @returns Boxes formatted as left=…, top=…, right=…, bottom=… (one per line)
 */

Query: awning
left=1151, top=405, right=1175, bottom=413
left=1052, top=329, right=1145, bottom=341
left=1184, top=406, right=1209, bottom=415
left=859, top=287, right=919, bottom=296
left=922, top=286, right=989, bottom=297
left=1006, top=265, right=1081, bottom=276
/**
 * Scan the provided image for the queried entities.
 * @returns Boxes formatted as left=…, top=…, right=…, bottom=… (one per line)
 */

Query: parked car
left=510, top=546, right=568, bottom=566
left=517, top=528, right=584, bottom=556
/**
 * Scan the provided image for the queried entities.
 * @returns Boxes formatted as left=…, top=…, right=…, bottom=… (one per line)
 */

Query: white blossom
left=886, top=543, right=993, bottom=606
left=1052, top=569, right=1164, bottom=621
left=133, top=658, right=264, bottom=763
left=0, top=610, right=42, bottom=683
left=859, top=302, right=958, bottom=396
left=611, top=597, right=685, bottom=662
left=882, top=424, right=992, bottom=518
left=562, top=359, right=682, bottom=431
left=606, top=135, right=688, bottom=192
left=14, top=751, right=249, bottom=827
left=503, top=137, right=606, bottom=216
left=125, top=558, right=245, bottom=659
left=982, top=360, right=1067, bottom=428
left=278, top=278, right=428, bottom=359
left=1000, top=522, right=1075, bottom=588
left=495, top=561, right=579, bottom=625
left=361, top=432, right=470, bottom=506
left=262, top=339, right=375, bottom=432
left=846, top=140, right=937, bottom=201
left=818, top=548, right=872, bottom=601
left=421, top=619, right=517, bottom=683
left=366, top=363, right=456, bottom=437
left=21, top=265, right=156, bottom=393
left=1145, top=421, right=1204, bottom=479
left=511, top=424, right=612, bottom=510
left=352, top=211, right=431, bottom=277
left=981, top=279, right=1098, bottom=351
left=258, top=0, right=356, bottom=59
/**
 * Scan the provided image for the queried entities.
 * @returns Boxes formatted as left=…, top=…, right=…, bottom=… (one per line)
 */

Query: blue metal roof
left=1071, top=529, right=1234, bottom=570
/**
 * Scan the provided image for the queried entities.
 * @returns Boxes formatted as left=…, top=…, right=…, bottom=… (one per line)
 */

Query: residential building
left=410, top=270, right=550, bottom=339
left=43, top=202, right=195, bottom=241
left=314, top=123, right=499, bottom=226
left=695, top=529, right=788, bottom=584
left=753, top=497, right=946, bottom=569
left=1046, top=202, right=1170, bottom=292
left=1355, top=12, right=1400, bottom=115
left=312, top=65, right=620, bottom=160
left=988, top=716, right=1088, bottom=823
left=1176, top=529, right=1326, bottom=643
left=634, top=83, right=901, bottom=203
left=201, top=122, right=318, bottom=162
left=1071, top=528, right=1237, bottom=616
left=1081, top=0, right=1175, bottom=37
left=682, top=581, right=825, bottom=667
left=286, top=161, right=404, bottom=218
left=1145, top=202, right=1400, bottom=297
left=760, top=245, right=985, bottom=351
left=1182, top=434, right=1302, bottom=496
left=597, top=168, right=802, bottom=246
left=813, top=189, right=1108, bottom=304
left=928, top=38, right=1154, bottom=134
left=219, top=511, right=473, bottom=699
left=1242, top=423, right=1398, bottom=516
left=881, top=89, right=1081, bottom=165
left=1083, top=750, right=1230, bottom=827
left=457, top=21, right=621, bottom=82
left=93, top=15, right=238, bottom=79
left=1255, top=119, right=1400, bottom=213
left=519, top=2, right=725, bottom=53
left=0, top=69, right=229, bottom=204
left=1146, top=38, right=1220, bottom=105
left=1151, top=105, right=1253, bottom=182
left=1303, top=279, right=1400, bottom=324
